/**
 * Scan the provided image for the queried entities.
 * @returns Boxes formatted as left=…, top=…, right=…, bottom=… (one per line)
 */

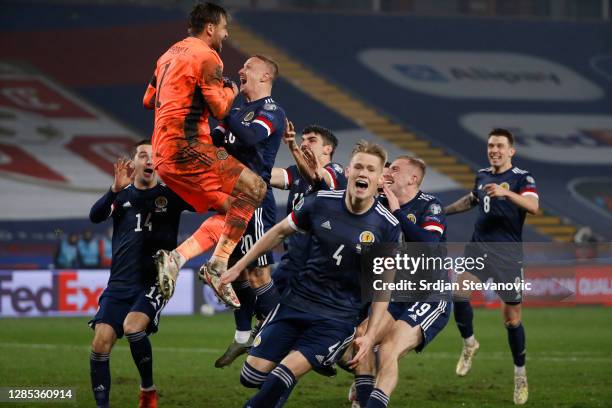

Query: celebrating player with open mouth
left=445, top=128, right=539, bottom=405
left=221, top=141, right=400, bottom=408
left=143, top=2, right=266, bottom=307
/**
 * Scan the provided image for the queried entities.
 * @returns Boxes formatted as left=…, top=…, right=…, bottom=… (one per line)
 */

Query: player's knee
left=123, top=321, right=146, bottom=336
left=240, top=361, right=268, bottom=389
left=248, top=267, right=270, bottom=287
left=91, top=334, right=113, bottom=354
left=378, top=342, right=400, bottom=364
left=504, top=317, right=522, bottom=328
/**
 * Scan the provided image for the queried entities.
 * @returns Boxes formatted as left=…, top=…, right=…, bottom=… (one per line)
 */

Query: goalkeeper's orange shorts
left=155, top=139, right=244, bottom=213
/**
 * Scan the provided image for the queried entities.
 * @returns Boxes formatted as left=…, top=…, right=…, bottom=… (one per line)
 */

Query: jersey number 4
left=333, top=244, right=345, bottom=266
left=135, top=213, right=152, bottom=232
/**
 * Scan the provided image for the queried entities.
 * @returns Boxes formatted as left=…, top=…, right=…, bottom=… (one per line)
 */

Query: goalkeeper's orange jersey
left=143, top=36, right=235, bottom=167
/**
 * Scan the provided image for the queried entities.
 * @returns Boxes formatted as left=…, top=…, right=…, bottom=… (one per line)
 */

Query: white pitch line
left=1, top=343, right=610, bottom=363
left=0, top=342, right=222, bottom=354
left=417, top=351, right=612, bottom=363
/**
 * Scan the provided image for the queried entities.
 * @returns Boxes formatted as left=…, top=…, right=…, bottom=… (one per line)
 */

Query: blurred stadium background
left=0, top=0, right=611, bottom=406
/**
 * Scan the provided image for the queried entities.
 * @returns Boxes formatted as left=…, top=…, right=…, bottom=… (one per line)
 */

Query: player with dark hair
left=213, top=120, right=347, bottom=368
left=270, top=122, right=346, bottom=294
left=143, top=2, right=266, bottom=307
left=221, top=141, right=400, bottom=408
left=444, top=128, right=539, bottom=405
left=88, top=140, right=193, bottom=408
left=347, top=156, right=451, bottom=408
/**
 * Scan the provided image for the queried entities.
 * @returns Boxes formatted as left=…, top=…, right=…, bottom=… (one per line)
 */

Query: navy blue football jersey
left=89, top=183, right=192, bottom=288
left=277, top=162, right=347, bottom=274
left=283, top=162, right=347, bottom=216
left=471, top=166, right=538, bottom=243
left=213, top=96, right=286, bottom=184
left=392, top=191, right=447, bottom=242
left=284, top=190, right=401, bottom=325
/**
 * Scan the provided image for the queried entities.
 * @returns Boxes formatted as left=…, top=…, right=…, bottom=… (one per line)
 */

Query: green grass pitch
left=0, top=307, right=610, bottom=407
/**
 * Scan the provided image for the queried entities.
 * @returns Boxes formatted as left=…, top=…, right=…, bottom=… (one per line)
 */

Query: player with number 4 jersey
left=221, top=141, right=400, bottom=408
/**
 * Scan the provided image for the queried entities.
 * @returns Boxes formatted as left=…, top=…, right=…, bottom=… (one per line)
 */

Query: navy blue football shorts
left=387, top=301, right=451, bottom=352
left=231, top=189, right=275, bottom=268
left=88, top=283, right=168, bottom=338
left=249, top=303, right=356, bottom=370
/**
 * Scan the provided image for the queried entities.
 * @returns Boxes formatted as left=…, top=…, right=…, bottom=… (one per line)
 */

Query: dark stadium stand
left=1, top=2, right=611, bottom=268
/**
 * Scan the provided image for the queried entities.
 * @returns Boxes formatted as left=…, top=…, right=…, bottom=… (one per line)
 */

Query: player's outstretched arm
left=283, top=119, right=329, bottom=187
left=221, top=218, right=296, bottom=284
left=444, top=193, right=477, bottom=215
left=226, top=114, right=270, bottom=146
left=270, top=168, right=288, bottom=189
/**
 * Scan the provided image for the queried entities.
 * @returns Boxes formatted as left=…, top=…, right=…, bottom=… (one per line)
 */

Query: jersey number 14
left=135, top=213, right=152, bottom=232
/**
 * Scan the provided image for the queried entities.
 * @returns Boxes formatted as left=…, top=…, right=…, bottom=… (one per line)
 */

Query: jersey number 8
left=483, top=196, right=491, bottom=213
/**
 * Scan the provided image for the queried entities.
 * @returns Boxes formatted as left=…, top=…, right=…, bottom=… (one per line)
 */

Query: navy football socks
left=90, top=350, right=111, bottom=408
left=506, top=322, right=526, bottom=367
left=454, top=301, right=474, bottom=339
left=126, top=331, right=154, bottom=389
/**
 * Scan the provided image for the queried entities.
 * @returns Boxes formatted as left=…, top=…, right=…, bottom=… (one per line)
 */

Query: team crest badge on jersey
left=216, top=149, right=229, bottom=160
left=500, top=182, right=510, bottom=190
left=407, top=214, right=417, bottom=224
left=253, top=335, right=261, bottom=347
left=263, top=103, right=277, bottom=111
left=244, top=111, right=255, bottom=122
left=155, top=196, right=168, bottom=213
left=359, top=231, right=376, bottom=243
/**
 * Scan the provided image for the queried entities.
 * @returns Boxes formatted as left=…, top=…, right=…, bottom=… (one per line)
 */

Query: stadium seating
left=1, top=2, right=611, bottom=269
